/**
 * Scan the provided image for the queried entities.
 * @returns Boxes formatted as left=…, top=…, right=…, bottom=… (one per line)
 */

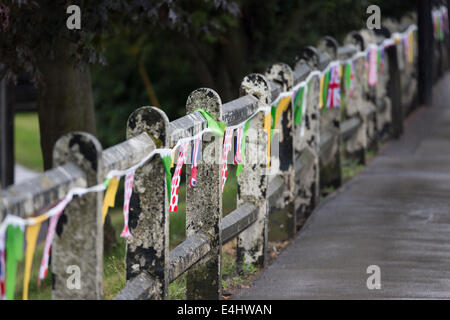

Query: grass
left=11, top=239, right=52, bottom=300
left=14, top=112, right=44, bottom=172
left=342, top=158, right=365, bottom=182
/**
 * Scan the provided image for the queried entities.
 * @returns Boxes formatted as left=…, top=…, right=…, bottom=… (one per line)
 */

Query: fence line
left=0, top=8, right=449, bottom=300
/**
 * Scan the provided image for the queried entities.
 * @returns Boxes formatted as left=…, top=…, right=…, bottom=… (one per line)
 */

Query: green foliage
left=169, top=276, right=186, bottom=300
left=0, top=0, right=238, bottom=85
left=91, top=0, right=416, bottom=148
left=222, top=255, right=258, bottom=291
left=342, top=158, right=365, bottom=182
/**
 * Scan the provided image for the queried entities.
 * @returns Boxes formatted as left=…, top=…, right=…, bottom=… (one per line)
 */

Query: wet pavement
left=235, top=74, right=450, bottom=299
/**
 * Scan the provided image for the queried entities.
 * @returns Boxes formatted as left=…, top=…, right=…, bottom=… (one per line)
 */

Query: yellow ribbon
left=170, top=149, right=175, bottom=168
left=102, top=177, right=119, bottom=224
left=23, top=214, right=48, bottom=300
left=264, top=113, right=272, bottom=169
left=319, top=75, right=324, bottom=110
left=273, top=97, right=291, bottom=131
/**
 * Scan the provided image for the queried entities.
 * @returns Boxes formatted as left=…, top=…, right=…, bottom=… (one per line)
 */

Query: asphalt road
left=235, top=74, right=450, bottom=299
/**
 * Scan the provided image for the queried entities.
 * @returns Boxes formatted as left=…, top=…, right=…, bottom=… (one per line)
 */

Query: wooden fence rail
left=1, top=10, right=449, bottom=300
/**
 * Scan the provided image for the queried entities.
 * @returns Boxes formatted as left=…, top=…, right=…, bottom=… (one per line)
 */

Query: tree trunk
left=37, top=39, right=117, bottom=253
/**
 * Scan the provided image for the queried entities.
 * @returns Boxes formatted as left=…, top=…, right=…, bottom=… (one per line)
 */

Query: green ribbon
left=103, top=178, right=111, bottom=188
left=236, top=119, right=251, bottom=176
left=377, top=49, right=381, bottom=73
left=270, top=105, right=277, bottom=142
left=161, top=155, right=172, bottom=199
left=195, top=109, right=226, bottom=137
left=294, top=87, right=305, bottom=126
left=322, top=70, right=330, bottom=114
left=6, top=225, right=24, bottom=300
left=344, top=63, right=352, bottom=90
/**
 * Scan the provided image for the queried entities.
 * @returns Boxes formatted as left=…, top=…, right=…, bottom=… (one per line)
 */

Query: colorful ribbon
left=294, top=87, right=305, bottom=126
left=264, top=113, right=272, bottom=169
left=120, top=172, right=135, bottom=238
left=195, top=109, right=226, bottom=138
left=5, top=224, right=24, bottom=300
left=102, top=177, right=120, bottom=224
left=344, top=62, right=355, bottom=97
left=368, top=45, right=378, bottom=87
left=319, top=75, right=325, bottom=110
left=221, top=128, right=234, bottom=193
left=299, top=84, right=309, bottom=138
left=326, top=65, right=341, bottom=108
left=189, top=138, right=201, bottom=188
left=234, top=125, right=244, bottom=164
left=273, top=96, right=292, bottom=135
left=321, top=70, right=330, bottom=113
left=0, top=231, right=5, bottom=300
left=23, top=215, right=47, bottom=300
left=169, top=143, right=188, bottom=212
left=161, top=154, right=173, bottom=199
left=38, top=199, right=68, bottom=286
left=236, top=120, right=251, bottom=176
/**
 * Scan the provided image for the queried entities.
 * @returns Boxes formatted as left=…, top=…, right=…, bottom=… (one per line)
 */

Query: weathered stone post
left=265, top=63, right=296, bottom=238
left=236, top=74, right=269, bottom=269
left=359, top=29, right=379, bottom=152
left=381, top=21, right=404, bottom=138
left=399, top=15, right=419, bottom=113
left=343, top=32, right=369, bottom=164
left=186, top=88, right=223, bottom=299
left=371, top=29, right=392, bottom=141
left=293, top=57, right=320, bottom=223
left=126, top=106, right=169, bottom=299
left=316, top=38, right=342, bottom=191
left=52, top=132, right=103, bottom=300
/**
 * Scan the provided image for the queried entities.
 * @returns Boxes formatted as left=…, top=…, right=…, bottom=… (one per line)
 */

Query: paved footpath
left=236, top=74, right=450, bottom=299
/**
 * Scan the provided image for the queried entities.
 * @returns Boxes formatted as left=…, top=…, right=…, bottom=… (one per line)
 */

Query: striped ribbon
left=189, top=138, right=201, bottom=188
left=169, top=143, right=188, bottom=212
left=234, top=125, right=244, bottom=164
left=0, top=231, right=5, bottom=300
left=120, top=172, right=135, bottom=238
left=221, top=128, right=234, bottom=193
left=38, top=197, right=71, bottom=285
left=368, top=45, right=378, bottom=87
